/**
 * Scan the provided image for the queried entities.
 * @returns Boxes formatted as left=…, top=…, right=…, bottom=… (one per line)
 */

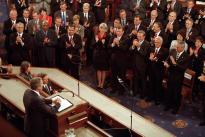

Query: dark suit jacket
left=35, top=29, right=57, bottom=67
left=60, top=33, right=82, bottom=66
left=151, top=30, right=168, bottom=48
left=149, top=46, right=168, bottom=71
left=23, top=89, right=60, bottom=137
left=126, top=23, right=147, bottom=35
left=109, top=34, right=129, bottom=66
left=164, top=20, right=180, bottom=44
left=17, top=17, right=31, bottom=32
left=43, top=83, right=54, bottom=95
left=180, top=7, right=198, bottom=22
left=180, top=27, right=199, bottom=47
left=168, top=50, right=190, bottom=75
left=54, top=10, right=73, bottom=24
left=78, top=11, right=96, bottom=28
left=166, top=1, right=182, bottom=18
left=150, top=0, right=167, bottom=21
left=3, top=19, right=17, bottom=52
left=9, top=32, right=32, bottom=65
left=198, top=17, right=205, bottom=38
left=130, top=40, right=150, bottom=72
left=50, top=25, right=67, bottom=39
left=130, top=0, right=147, bottom=19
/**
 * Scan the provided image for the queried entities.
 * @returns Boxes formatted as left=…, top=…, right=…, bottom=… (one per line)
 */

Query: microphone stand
left=117, top=76, right=133, bottom=137
left=61, top=89, right=75, bottom=97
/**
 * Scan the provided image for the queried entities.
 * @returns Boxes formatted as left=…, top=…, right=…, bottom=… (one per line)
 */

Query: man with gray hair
left=23, top=77, right=61, bottom=137
left=9, top=22, right=32, bottom=65
left=148, top=36, right=168, bottom=104
left=163, top=41, right=190, bottom=114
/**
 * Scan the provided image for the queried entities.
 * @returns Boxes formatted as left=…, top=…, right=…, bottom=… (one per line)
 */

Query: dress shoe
left=199, top=121, right=205, bottom=126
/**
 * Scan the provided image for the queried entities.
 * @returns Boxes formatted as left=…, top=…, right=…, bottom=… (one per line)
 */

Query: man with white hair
left=148, top=36, right=168, bottom=104
left=163, top=41, right=190, bottom=114
left=3, top=9, right=18, bottom=63
left=9, top=22, right=32, bottom=65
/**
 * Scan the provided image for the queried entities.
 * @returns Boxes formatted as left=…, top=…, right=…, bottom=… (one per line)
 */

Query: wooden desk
left=12, top=67, right=175, bottom=137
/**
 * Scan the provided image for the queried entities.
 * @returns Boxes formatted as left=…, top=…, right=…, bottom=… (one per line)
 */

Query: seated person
left=19, top=61, right=33, bottom=81
left=38, top=73, right=58, bottom=95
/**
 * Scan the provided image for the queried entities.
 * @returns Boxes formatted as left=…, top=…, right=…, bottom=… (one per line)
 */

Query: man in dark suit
left=130, top=30, right=150, bottom=98
left=9, top=22, right=32, bottom=66
left=127, top=15, right=147, bottom=35
left=60, top=24, right=82, bottom=79
left=18, top=9, right=31, bottom=33
left=14, top=0, right=28, bottom=17
left=164, top=11, right=179, bottom=46
left=54, top=1, right=73, bottom=28
left=166, top=0, right=182, bottom=18
left=23, top=77, right=61, bottom=137
left=150, top=22, right=168, bottom=48
left=3, top=9, right=18, bottom=63
left=180, top=18, right=199, bottom=48
left=39, top=73, right=58, bottom=95
left=93, top=0, right=106, bottom=23
left=164, top=41, right=190, bottom=114
left=119, top=9, right=131, bottom=30
left=79, top=3, right=96, bottom=65
left=197, top=9, right=205, bottom=38
left=179, top=0, right=198, bottom=26
left=50, top=17, right=67, bottom=68
left=149, top=0, right=167, bottom=21
left=109, top=26, right=129, bottom=95
left=35, top=21, right=57, bottom=67
left=130, top=0, right=147, bottom=19
left=148, top=36, right=168, bottom=104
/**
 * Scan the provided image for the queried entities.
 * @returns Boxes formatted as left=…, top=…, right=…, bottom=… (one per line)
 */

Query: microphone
left=117, top=76, right=133, bottom=96
left=61, top=89, right=75, bottom=97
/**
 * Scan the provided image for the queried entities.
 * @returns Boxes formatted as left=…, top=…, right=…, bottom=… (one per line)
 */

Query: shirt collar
left=32, top=90, right=40, bottom=96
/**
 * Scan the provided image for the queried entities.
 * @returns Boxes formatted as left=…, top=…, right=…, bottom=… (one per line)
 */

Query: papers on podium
left=51, top=95, right=73, bottom=112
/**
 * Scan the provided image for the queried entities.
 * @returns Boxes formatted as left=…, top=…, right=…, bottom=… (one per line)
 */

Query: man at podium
left=23, top=77, right=61, bottom=137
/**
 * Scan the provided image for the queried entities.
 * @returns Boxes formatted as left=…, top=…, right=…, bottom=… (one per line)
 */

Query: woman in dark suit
left=92, top=23, right=110, bottom=89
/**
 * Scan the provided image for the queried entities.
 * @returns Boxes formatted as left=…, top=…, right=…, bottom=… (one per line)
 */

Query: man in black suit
left=164, top=11, right=179, bottom=46
left=166, top=0, right=182, bottom=18
left=50, top=17, right=67, bottom=68
left=148, top=36, right=168, bottom=104
left=23, top=77, right=61, bottom=137
left=9, top=22, right=32, bottom=66
left=35, top=21, right=57, bottom=67
left=39, top=73, right=58, bottom=95
left=150, top=22, right=168, bottom=48
left=93, top=0, right=106, bottom=23
left=119, top=9, right=131, bottom=30
left=3, top=9, right=18, bottom=63
left=197, top=9, right=205, bottom=38
left=60, top=24, right=82, bottom=79
left=149, top=0, right=167, bottom=21
left=179, top=0, right=198, bottom=26
left=180, top=18, right=199, bottom=48
left=18, top=9, right=31, bottom=33
left=127, top=15, right=147, bottom=35
left=54, top=1, right=73, bottom=28
left=130, top=30, right=150, bottom=98
left=109, top=26, right=129, bottom=95
left=78, top=2, right=96, bottom=65
left=164, top=41, right=190, bottom=114
left=14, top=0, right=28, bottom=17
left=130, top=0, right=147, bottom=19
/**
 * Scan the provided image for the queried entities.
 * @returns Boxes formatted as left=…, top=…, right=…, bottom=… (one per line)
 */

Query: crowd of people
left=2, top=0, right=205, bottom=125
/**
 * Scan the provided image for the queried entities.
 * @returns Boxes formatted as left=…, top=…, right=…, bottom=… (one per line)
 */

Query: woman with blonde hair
left=92, top=23, right=110, bottom=89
